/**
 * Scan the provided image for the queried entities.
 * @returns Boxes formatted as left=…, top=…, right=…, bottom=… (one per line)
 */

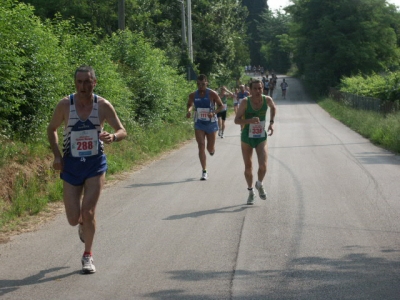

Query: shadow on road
left=143, top=249, right=400, bottom=299
left=163, top=205, right=250, bottom=220
left=0, top=267, right=78, bottom=297
left=355, top=152, right=400, bottom=165
left=126, top=178, right=198, bottom=188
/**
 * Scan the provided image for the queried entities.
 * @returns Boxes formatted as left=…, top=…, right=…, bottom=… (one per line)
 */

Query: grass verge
left=318, top=97, right=400, bottom=154
left=0, top=121, right=194, bottom=237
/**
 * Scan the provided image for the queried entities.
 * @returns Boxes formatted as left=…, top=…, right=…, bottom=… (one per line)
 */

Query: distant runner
left=280, top=78, right=289, bottom=99
left=217, top=86, right=233, bottom=139
left=236, top=85, right=250, bottom=131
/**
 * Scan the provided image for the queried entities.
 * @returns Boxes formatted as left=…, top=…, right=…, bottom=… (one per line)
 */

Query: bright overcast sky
left=267, top=0, right=400, bottom=13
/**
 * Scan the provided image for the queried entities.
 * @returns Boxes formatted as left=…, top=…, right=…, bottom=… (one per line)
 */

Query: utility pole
left=187, top=0, right=193, bottom=62
left=178, top=0, right=187, bottom=51
left=118, top=0, right=125, bottom=30
left=187, top=0, right=193, bottom=80
left=178, top=0, right=194, bottom=80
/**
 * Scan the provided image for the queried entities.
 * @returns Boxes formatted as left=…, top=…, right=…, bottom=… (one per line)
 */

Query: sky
left=267, top=0, right=400, bottom=13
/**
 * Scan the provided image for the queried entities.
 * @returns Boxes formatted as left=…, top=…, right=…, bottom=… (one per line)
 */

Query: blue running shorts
left=194, top=120, right=219, bottom=134
left=61, top=154, right=108, bottom=186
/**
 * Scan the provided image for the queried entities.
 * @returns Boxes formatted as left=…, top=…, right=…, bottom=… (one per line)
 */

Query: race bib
left=197, top=107, right=211, bottom=121
left=249, top=121, right=266, bottom=138
left=70, top=129, right=99, bottom=157
left=222, top=104, right=227, bottom=111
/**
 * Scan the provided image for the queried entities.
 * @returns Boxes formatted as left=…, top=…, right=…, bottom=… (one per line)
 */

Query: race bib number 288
left=70, top=129, right=99, bottom=157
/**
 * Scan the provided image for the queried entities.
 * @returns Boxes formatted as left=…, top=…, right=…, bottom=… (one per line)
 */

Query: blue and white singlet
left=61, top=94, right=107, bottom=186
left=193, top=89, right=218, bottom=133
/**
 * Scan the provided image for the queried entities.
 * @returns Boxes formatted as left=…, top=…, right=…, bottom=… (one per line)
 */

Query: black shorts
left=217, top=110, right=227, bottom=120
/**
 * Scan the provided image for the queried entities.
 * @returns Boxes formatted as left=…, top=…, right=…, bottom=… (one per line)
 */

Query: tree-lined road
left=1, top=77, right=399, bottom=299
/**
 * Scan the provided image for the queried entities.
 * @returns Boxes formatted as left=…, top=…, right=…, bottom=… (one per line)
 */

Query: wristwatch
left=113, top=134, right=118, bottom=142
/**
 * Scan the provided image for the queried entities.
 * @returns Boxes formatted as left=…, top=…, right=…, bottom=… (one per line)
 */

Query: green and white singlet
left=240, top=95, right=268, bottom=148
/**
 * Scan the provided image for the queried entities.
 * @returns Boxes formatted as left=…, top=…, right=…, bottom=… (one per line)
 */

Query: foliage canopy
left=287, top=0, right=400, bottom=94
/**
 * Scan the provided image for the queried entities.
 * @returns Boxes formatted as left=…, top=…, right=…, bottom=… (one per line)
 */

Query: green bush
left=105, top=30, right=194, bottom=127
left=0, top=1, right=199, bottom=232
left=319, top=98, right=400, bottom=153
left=339, top=72, right=400, bottom=103
left=0, top=1, right=68, bottom=141
left=47, top=17, right=135, bottom=125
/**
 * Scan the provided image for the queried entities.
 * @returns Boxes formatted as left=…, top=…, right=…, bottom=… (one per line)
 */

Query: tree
left=20, top=0, right=118, bottom=35
left=19, top=0, right=252, bottom=83
left=242, top=0, right=268, bottom=65
left=191, top=0, right=249, bottom=82
left=0, top=0, right=69, bottom=140
left=258, top=10, right=293, bottom=73
left=287, top=0, right=400, bottom=94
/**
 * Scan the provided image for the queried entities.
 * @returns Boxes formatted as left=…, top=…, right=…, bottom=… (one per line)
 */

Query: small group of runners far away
left=186, top=75, right=276, bottom=205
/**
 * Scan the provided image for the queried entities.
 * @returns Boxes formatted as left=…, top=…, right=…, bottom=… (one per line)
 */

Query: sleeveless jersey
left=221, top=95, right=228, bottom=111
left=237, top=91, right=248, bottom=101
left=194, top=89, right=217, bottom=123
left=242, top=95, right=268, bottom=139
left=63, top=94, right=104, bottom=157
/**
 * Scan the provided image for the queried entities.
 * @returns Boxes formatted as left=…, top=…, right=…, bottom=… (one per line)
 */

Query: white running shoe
left=82, top=255, right=96, bottom=274
left=200, top=171, right=208, bottom=181
left=255, top=181, right=267, bottom=200
left=78, top=223, right=84, bottom=243
left=247, top=190, right=256, bottom=205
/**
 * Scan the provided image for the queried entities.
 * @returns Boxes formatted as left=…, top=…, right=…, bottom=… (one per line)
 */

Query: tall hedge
left=0, top=0, right=68, bottom=140
left=105, top=30, right=194, bottom=127
left=0, top=0, right=193, bottom=143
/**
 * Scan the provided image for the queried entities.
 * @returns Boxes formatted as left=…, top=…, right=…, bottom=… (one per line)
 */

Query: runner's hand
left=268, top=124, right=274, bottom=136
left=100, top=131, right=113, bottom=144
left=52, top=156, right=63, bottom=171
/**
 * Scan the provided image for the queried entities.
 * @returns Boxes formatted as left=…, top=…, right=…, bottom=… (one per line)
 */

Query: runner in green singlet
left=234, top=79, right=277, bottom=205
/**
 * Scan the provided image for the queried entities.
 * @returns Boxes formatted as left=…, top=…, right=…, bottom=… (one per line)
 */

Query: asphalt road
left=1, top=77, right=399, bottom=300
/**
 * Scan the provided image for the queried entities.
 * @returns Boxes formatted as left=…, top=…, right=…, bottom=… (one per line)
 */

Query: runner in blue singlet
left=186, top=74, right=224, bottom=180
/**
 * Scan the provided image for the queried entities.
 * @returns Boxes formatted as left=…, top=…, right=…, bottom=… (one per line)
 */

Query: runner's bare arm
left=211, top=90, right=224, bottom=115
left=266, top=96, right=277, bottom=136
left=47, top=98, right=68, bottom=170
left=266, top=96, right=276, bottom=121
left=186, top=92, right=195, bottom=118
left=223, top=86, right=234, bottom=97
left=100, top=99, right=127, bottom=144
